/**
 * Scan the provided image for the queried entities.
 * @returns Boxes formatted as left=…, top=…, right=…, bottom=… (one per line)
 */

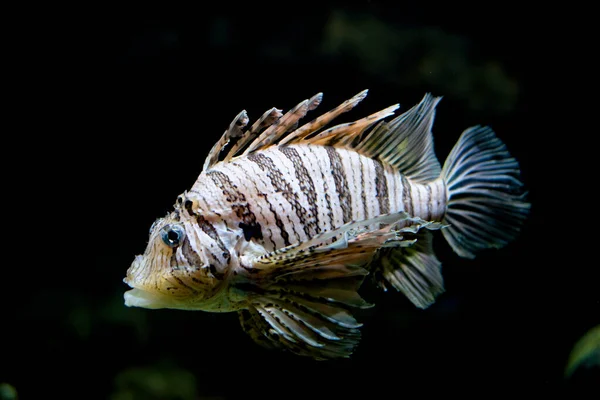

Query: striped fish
left=124, top=90, right=530, bottom=360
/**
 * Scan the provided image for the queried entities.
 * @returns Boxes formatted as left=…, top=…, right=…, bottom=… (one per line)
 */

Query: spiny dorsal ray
left=202, top=90, right=442, bottom=184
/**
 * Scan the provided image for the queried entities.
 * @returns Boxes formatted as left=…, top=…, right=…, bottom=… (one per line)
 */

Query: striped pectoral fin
left=375, top=230, right=445, bottom=309
left=244, top=212, right=430, bottom=275
left=238, top=262, right=368, bottom=360
left=238, top=288, right=364, bottom=360
left=237, top=212, right=440, bottom=359
left=238, top=307, right=281, bottom=351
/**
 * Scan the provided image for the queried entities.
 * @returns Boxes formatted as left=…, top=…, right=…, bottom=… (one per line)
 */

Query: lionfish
left=124, top=90, right=530, bottom=359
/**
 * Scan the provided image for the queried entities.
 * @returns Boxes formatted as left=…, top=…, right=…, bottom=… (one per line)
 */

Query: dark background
left=3, top=3, right=597, bottom=399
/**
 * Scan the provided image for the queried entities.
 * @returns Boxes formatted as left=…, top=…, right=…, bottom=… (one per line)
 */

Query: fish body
left=124, top=90, right=530, bottom=359
left=191, top=144, right=446, bottom=258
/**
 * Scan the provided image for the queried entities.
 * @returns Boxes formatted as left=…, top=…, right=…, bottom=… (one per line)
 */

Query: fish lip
left=124, top=287, right=172, bottom=309
left=123, top=255, right=180, bottom=309
left=123, top=275, right=170, bottom=309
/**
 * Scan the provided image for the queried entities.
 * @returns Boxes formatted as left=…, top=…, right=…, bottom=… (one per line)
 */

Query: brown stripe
left=309, top=147, right=335, bottom=230
left=278, top=146, right=320, bottom=237
left=184, top=198, right=196, bottom=216
left=401, top=174, right=413, bottom=216
left=181, top=236, right=205, bottom=269
left=246, top=186, right=277, bottom=250
left=196, top=214, right=230, bottom=261
left=208, top=170, right=245, bottom=202
left=374, top=159, right=389, bottom=214
left=266, top=196, right=291, bottom=247
left=358, top=155, right=368, bottom=219
left=247, top=152, right=305, bottom=242
left=169, top=253, right=198, bottom=292
left=173, top=275, right=197, bottom=293
left=208, top=170, right=262, bottom=241
left=325, top=146, right=352, bottom=223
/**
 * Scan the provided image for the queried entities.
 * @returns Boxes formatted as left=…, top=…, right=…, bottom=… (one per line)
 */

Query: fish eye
left=161, top=224, right=185, bottom=247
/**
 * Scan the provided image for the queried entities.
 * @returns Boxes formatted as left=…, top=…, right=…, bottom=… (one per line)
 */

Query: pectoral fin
left=238, top=292, right=362, bottom=360
left=240, top=212, right=438, bottom=275
left=239, top=263, right=365, bottom=360
left=236, top=212, right=440, bottom=359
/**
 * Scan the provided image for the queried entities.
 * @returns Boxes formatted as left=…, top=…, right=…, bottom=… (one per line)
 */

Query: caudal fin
left=441, top=126, right=530, bottom=259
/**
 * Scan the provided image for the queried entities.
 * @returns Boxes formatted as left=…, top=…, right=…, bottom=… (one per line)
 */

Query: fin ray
left=236, top=212, right=440, bottom=359
left=206, top=90, right=443, bottom=184
left=202, top=110, right=249, bottom=171
left=241, top=99, right=311, bottom=156
left=305, top=104, right=399, bottom=146
left=222, top=107, right=283, bottom=163
left=441, top=126, right=531, bottom=258
left=280, top=90, right=368, bottom=145
left=376, top=231, right=445, bottom=309
left=354, top=93, right=442, bottom=182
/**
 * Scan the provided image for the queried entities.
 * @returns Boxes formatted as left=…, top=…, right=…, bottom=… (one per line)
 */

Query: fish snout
left=123, top=255, right=172, bottom=309
left=123, top=255, right=145, bottom=287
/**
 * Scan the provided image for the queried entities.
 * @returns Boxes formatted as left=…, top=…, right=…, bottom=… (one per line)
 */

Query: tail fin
left=441, top=126, right=530, bottom=258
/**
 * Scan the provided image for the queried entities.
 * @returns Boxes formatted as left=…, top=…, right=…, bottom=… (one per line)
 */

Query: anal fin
left=376, top=230, right=445, bottom=309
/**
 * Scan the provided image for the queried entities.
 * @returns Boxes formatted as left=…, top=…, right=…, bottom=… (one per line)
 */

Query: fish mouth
left=123, top=276, right=175, bottom=310
left=123, top=287, right=171, bottom=309
left=123, top=255, right=169, bottom=309
left=123, top=255, right=185, bottom=310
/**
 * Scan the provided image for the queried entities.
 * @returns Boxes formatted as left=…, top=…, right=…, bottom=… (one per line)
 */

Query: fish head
left=123, top=212, right=222, bottom=310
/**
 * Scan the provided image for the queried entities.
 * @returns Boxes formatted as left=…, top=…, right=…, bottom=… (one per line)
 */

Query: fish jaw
left=124, top=287, right=173, bottom=309
left=123, top=255, right=181, bottom=310
left=123, top=254, right=229, bottom=311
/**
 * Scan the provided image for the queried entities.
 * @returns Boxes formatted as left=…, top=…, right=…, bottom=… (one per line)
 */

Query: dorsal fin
left=305, top=104, right=399, bottom=147
left=354, top=93, right=442, bottom=183
left=241, top=98, right=311, bottom=156
left=279, top=89, right=368, bottom=145
left=202, top=94, right=322, bottom=171
left=202, top=110, right=249, bottom=172
left=222, top=107, right=283, bottom=164
left=203, top=91, right=443, bottom=183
